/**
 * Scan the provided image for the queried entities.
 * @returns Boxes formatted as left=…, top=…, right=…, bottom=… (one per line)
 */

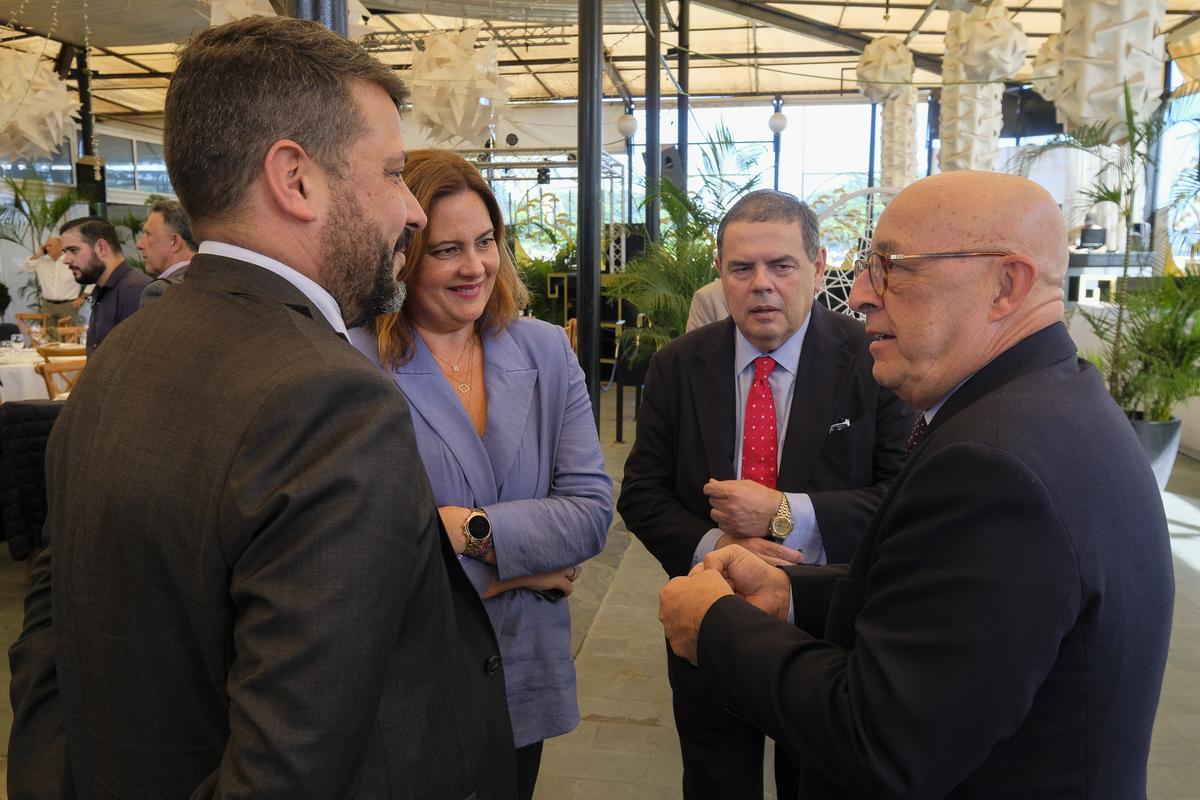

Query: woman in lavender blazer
left=350, top=150, right=612, bottom=800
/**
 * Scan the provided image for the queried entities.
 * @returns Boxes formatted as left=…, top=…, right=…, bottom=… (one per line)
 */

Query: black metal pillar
left=578, top=0, right=603, bottom=423
left=677, top=0, right=690, bottom=182
left=645, top=0, right=661, bottom=243
left=74, top=48, right=105, bottom=217
left=286, top=0, right=347, bottom=35
left=772, top=95, right=783, bottom=190
left=867, top=102, right=878, bottom=188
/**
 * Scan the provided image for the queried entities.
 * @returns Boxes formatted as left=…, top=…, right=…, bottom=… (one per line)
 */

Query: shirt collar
left=158, top=260, right=190, bottom=280
left=732, top=309, right=812, bottom=377
left=97, top=260, right=129, bottom=290
left=924, top=373, right=975, bottom=424
left=198, top=241, right=347, bottom=336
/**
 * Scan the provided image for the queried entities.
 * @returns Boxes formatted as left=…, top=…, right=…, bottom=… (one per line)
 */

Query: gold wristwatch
left=769, top=493, right=794, bottom=541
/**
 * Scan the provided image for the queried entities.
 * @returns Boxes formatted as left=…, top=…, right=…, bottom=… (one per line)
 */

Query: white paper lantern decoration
left=1031, top=33, right=1062, bottom=102
left=617, top=112, right=638, bottom=139
left=856, top=36, right=914, bottom=104
left=934, top=0, right=979, bottom=11
left=881, top=84, right=919, bottom=190
left=407, top=27, right=511, bottom=146
left=347, top=0, right=373, bottom=41
left=209, top=0, right=275, bottom=25
left=767, top=111, right=788, bottom=134
left=939, top=8, right=1003, bottom=172
left=1055, top=0, right=1167, bottom=136
left=0, top=49, right=76, bottom=161
left=957, top=1, right=1027, bottom=82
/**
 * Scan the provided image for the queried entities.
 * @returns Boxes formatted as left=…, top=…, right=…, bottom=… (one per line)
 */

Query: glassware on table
left=10, top=333, right=26, bottom=351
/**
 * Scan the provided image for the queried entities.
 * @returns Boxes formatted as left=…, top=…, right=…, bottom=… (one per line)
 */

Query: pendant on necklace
left=452, top=365, right=461, bottom=372
left=457, top=383, right=470, bottom=394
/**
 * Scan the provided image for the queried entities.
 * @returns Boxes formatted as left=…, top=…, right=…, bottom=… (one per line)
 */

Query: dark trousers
left=516, top=740, right=544, bottom=800
left=667, top=644, right=799, bottom=799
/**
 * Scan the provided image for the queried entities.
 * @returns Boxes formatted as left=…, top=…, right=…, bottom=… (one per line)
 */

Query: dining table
left=0, top=348, right=51, bottom=404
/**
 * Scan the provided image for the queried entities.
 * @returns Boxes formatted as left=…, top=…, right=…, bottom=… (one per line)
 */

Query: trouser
left=516, top=740, right=544, bottom=800
left=41, top=299, right=80, bottom=326
left=667, top=642, right=799, bottom=799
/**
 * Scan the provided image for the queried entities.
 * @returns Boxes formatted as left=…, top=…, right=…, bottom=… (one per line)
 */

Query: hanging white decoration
left=881, top=84, right=918, bottom=190
left=407, top=27, right=511, bottom=146
left=856, top=36, right=913, bottom=104
left=0, top=49, right=76, bottom=161
left=939, top=8, right=1003, bottom=172
left=209, top=0, right=275, bottom=25
left=347, top=0, right=373, bottom=41
left=957, top=1, right=1027, bottom=82
left=1030, top=33, right=1062, bottom=102
left=1055, top=0, right=1167, bottom=136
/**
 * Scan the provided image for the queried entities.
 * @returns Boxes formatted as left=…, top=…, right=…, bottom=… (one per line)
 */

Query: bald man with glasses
left=659, top=171, right=1174, bottom=800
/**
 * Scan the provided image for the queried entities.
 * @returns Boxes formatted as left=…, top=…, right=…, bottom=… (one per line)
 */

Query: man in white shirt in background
left=21, top=237, right=85, bottom=325
left=137, top=199, right=198, bottom=307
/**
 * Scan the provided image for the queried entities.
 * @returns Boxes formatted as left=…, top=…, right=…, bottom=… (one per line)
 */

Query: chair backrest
left=16, top=313, right=49, bottom=337
left=563, top=318, right=579, bottom=354
left=56, top=316, right=73, bottom=327
left=55, top=326, right=86, bottom=344
left=37, top=343, right=87, bottom=361
left=0, top=322, right=17, bottom=340
left=34, top=358, right=86, bottom=400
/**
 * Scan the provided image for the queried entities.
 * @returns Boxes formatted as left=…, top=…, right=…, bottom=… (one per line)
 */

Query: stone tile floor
left=0, top=385, right=1198, bottom=798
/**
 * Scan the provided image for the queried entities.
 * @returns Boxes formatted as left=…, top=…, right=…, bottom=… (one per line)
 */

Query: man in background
left=685, top=278, right=728, bottom=331
left=137, top=198, right=198, bottom=306
left=9, top=15, right=517, bottom=799
left=59, top=216, right=150, bottom=353
left=20, top=236, right=84, bottom=325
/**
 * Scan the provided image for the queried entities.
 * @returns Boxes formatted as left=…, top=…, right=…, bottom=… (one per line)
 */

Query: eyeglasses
left=853, top=249, right=1012, bottom=294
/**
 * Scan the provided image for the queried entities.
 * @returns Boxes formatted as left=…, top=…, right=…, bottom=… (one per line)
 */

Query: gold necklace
left=431, top=335, right=474, bottom=394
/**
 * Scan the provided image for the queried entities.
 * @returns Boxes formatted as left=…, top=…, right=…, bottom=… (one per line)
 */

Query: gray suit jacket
left=8, top=254, right=516, bottom=799
left=138, top=263, right=188, bottom=307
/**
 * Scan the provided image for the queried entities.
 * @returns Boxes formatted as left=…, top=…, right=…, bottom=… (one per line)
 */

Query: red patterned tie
left=741, top=356, right=778, bottom=489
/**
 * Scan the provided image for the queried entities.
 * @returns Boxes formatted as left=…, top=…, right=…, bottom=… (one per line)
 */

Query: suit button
left=484, top=655, right=501, bottom=675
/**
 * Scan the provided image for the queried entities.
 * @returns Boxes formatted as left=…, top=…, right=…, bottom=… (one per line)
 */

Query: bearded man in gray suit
left=8, top=16, right=517, bottom=799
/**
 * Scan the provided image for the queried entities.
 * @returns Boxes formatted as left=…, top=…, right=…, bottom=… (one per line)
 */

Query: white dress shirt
left=22, top=254, right=80, bottom=302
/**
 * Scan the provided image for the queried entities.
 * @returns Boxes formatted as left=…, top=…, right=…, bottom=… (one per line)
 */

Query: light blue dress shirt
left=692, top=312, right=828, bottom=566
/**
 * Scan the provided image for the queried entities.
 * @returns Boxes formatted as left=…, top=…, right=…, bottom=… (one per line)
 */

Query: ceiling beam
left=694, top=0, right=942, bottom=74
left=603, top=48, right=634, bottom=107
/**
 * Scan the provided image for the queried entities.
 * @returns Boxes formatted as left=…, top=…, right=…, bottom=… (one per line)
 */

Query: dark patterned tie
left=741, top=356, right=778, bottom=488
left=906, top=415, right=929, bottom=455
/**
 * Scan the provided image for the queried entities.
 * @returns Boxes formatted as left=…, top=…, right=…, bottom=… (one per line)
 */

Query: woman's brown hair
left=374, top=149, right=529, bottom=368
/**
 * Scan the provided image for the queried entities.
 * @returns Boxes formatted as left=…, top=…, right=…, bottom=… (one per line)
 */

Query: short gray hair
left=716, top=189, right=820, bottom=262
left=149, top=200, right=198, bottom=251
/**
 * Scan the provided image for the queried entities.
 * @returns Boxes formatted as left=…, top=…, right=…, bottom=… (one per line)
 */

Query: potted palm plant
left=1016, top=82, right=1200, bottom=486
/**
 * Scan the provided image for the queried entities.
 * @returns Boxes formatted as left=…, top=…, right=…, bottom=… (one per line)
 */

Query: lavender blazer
left=351, top=317, right=612, bottom=747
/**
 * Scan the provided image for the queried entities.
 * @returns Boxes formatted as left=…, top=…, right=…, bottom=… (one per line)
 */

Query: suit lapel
left=778, top=305, right=855, bottom=489
left=395, top=336, right=500, bottom=505
left=479, top=327, right=537, bottom=494
left=690, top=319, right=738, bottom=481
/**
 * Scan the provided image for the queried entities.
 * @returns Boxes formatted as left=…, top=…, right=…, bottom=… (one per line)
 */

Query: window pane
left=135, top=140, right=171, bottom=194
left=99, top=134, right=135, bottom=189
left=0, top=138, right=74, bottom=185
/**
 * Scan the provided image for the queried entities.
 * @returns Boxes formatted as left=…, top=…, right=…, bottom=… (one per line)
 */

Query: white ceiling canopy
left=5, top=0, right=209, bottom=47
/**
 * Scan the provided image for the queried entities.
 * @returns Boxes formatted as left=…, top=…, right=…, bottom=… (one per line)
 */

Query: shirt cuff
left=692, top=528, right=726, bottom=568
left=781, top=493, right=826, bottom=565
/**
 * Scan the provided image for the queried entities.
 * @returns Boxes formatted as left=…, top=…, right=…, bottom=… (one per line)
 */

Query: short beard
left=320, top=186, right=406, bottom=329
left=74, top=253, right=105, bottom=285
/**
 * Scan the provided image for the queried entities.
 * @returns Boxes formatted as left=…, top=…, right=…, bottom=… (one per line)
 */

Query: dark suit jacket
left=697, top=323, right=1175, bottom=799
left=618, top=304, right=916, bottom=578
left=138, top=263, right=188, bottom=307
left=8, top=254, right=517, bottom=799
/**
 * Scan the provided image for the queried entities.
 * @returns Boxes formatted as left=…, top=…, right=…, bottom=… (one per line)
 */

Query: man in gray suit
left=9, top=16, right=517, bottom=799
left=137, top=199, right=197, bottom=307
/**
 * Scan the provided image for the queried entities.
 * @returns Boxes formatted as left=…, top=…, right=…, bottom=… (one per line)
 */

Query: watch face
left=771, top=516, right=792, bottom=537
left=466, top=513, right=491, bottom=539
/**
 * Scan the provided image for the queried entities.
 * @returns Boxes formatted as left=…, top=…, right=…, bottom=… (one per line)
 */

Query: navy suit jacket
left=619, top=304, right=916, bottom=577
left=697, top=323, right=1175, bottom=799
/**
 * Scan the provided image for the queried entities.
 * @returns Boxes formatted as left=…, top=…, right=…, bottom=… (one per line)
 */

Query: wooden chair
left=55, top=326, right=86, bottom=344
left=15, top=313, right=49, bottom=338
left=34, top=358, right=86, bottom=400
left=37, top=342, right=87, bottom=361
left=56, top=316, right=73, bottom=327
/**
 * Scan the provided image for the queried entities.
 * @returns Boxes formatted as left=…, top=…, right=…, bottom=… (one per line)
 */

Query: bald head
left=850, top=171, right=1071, bottom=410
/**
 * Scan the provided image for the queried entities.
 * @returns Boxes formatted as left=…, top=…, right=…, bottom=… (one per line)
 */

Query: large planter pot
left=1130, top=416, right=1182, bottom=490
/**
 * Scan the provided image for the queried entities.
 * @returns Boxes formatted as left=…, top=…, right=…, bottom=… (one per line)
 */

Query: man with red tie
left=617, top=189, right=915, bottom=800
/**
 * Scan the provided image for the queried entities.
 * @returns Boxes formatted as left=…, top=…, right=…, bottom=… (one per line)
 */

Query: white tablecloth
left=0, top=350, right=50, bottom=403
